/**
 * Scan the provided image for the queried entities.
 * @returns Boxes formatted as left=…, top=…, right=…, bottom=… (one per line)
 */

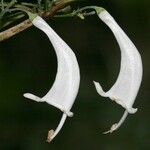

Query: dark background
left=0, top=0, right=149, bottom=149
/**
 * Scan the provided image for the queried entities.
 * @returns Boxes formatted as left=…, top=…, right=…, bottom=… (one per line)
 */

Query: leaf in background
left=0, top=12, right=25, bottom=30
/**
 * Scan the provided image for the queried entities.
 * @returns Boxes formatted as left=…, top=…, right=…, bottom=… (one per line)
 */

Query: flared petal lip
left=93, top=81, right=137, bottom=114
left=23, top=93, right=73, bottom=117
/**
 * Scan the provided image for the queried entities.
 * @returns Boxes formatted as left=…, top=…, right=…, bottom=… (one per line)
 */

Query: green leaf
left=0, top=12, right=25, bottom=30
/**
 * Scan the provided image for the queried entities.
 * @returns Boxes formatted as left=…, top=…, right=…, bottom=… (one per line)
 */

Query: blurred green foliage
left=0, top=0, right=149, bottom=149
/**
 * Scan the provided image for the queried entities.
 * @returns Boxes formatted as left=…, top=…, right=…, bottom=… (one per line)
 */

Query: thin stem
left=54, top=12, right=74, bottom=17
left=47, top=113, right=67, bottom=143
left=103, top=110, right=128, bottom=134
left=54, top=5, right=102, bottom=18
left=74, top=6, right=104, bottom=15
left=54, top=10, right=95, bottom=18
left=82, top=11, right=95, bottom=16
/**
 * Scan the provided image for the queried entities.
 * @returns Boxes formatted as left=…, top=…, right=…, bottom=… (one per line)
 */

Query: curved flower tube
left=94, top=9, right=143, bottom=133
left=24, top=16, right=80, bottom=142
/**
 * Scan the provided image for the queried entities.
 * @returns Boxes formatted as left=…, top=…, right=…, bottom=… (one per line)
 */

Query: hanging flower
left=24, top=16, right=80, bottom=142
left=94, top=9, right=143, bottom=133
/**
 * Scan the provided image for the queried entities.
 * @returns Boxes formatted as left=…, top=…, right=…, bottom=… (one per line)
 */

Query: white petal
left=24, top=16, right=80, bottom=141
left=94, top=10, right=143, bottom=133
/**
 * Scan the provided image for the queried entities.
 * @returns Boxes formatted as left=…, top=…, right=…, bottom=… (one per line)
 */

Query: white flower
left=24, top=16, right=80, bottom=142
left=94, top=9, right=143, bottom=133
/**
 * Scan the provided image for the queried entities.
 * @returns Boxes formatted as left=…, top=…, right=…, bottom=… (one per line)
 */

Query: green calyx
left=95, top=7, right=105, bottom=15
left=27, top=11, right=38, bottom=21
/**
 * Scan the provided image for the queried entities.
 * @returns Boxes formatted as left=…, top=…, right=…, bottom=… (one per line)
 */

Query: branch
left=0, top=0, right=73, bottom=42
left=0, top=19, right=32, bottom=41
